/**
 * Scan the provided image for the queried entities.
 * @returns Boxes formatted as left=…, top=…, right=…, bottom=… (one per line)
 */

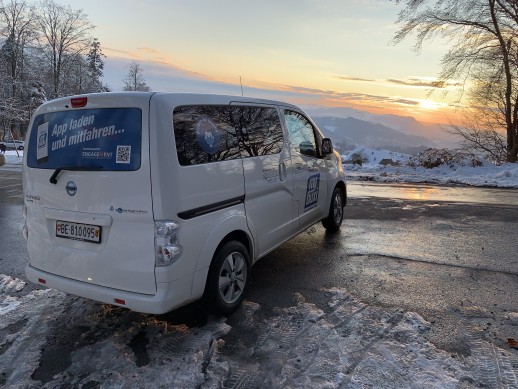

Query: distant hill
left=312, top=116, right=432, bottom=154
left=305, top=106, right=456, bottom=151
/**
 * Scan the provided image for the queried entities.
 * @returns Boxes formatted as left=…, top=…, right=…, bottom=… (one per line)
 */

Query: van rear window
left=27, top=108, right=142, bottom=171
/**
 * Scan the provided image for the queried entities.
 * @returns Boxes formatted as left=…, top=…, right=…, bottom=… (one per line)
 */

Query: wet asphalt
left=1, top=169, right=518, bottom=377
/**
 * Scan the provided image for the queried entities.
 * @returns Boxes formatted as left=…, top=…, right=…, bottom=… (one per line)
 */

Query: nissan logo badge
left=66, top=181, right=77, bottom=196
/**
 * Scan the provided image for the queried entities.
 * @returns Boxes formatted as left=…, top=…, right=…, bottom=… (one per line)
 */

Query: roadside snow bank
left=345, top=163, right=518, bottom=188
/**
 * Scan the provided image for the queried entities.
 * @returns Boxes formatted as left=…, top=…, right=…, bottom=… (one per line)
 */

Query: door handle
left=278, top=162, right=287, bottom=182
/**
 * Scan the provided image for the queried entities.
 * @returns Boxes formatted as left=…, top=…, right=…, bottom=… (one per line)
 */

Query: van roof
left=38, top=92, right=302, bottom=111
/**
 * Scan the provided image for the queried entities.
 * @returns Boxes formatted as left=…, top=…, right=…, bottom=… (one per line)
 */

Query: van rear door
left=23, top=94, right=156, bottom=295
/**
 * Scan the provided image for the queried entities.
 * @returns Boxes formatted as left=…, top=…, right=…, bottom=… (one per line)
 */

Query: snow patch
left=0, top=284, right=516, bottom=387
left=0, top=274, right=26, bottom=294
left=0, top=288, right=67, bottom=387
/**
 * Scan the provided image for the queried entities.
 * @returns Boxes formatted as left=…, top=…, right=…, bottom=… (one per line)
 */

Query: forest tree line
left=4, top=0, right=518, bottom=164
left=0, top=0, right=150, bottom=142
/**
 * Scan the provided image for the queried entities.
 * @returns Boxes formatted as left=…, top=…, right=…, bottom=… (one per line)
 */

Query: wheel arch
left=336, top=180, right=347, bottom=206
left=215, top=230, right=253, bottom=262
left=191, top=214, right=254, bottom=300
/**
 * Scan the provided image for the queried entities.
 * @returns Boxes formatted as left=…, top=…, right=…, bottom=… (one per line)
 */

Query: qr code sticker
left=116, top=145, right=131, bottom=164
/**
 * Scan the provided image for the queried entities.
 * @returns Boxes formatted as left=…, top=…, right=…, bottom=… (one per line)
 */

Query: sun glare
left=419, top=99, right=439, bottom=110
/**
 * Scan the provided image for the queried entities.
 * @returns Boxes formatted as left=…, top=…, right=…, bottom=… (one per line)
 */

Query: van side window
left=284, top=110, right=318, bottom=157
left=231, top=106, right=284, bottom=158
left=173, top=105, right=241, bottom=166
left=173, top=105, right=284, bottom=166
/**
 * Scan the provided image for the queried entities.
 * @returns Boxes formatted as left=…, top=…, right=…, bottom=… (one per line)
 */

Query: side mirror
left=299, top=141, right=316, bottom=157
left=321, top=138, right=333, bottom=156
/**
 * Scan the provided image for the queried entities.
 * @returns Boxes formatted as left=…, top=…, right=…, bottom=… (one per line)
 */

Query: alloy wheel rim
left=218, top=252, right=247, bottom=304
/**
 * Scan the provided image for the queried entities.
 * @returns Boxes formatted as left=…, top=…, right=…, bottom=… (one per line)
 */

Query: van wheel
left=203, top=241, right=250, bottom=315
left=322, top=187, right=344, bottom=231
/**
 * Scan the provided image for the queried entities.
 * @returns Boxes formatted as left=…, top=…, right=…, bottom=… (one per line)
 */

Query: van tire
left=203, top=241, right=250, bottom=315
left=322, top=187, right=344, bottom=231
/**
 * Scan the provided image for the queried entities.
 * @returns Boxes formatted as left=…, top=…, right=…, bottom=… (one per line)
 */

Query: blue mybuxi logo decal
left=65, top=181, right=77, bottom=196
left=304, top=173, right=320, bottom=210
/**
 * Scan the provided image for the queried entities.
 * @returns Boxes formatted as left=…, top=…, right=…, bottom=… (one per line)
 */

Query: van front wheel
left=322, top=187, right=344, bottom=231
left=203, top=241, right=250, bottom=315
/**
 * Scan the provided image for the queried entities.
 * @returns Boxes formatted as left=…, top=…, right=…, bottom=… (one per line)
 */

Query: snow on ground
left=345, top=162, right=518, bottom=188
left=341, top=147, right=518, bottom=188
left=1, top=147, right=517, bottom=386
left=1, top=279, right=517, bottom=388
left=1, top=150, right=23, bottom=163
left=5, top=149, right=518, bottom=188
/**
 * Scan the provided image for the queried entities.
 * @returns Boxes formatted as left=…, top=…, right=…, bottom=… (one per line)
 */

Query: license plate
left=56, top=221, right=102, bottom=244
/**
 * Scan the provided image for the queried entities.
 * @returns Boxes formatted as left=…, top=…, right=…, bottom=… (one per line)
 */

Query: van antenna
left=239, top=76, right=244, bottom=96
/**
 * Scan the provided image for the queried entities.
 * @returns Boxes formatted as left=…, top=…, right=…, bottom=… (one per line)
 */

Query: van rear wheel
left=322, top=187, right=344, bottom=231
left=203, top=241, right=250, bottom=315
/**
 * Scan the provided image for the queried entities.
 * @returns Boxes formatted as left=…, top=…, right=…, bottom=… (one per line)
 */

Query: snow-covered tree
left=0, top=1, right=110, bottom=140
left=0, top=0, right=35, bottom=99
left=122, top=61, right=151, bottom=92
left=0, top=0, right=36, bottom=139
left=86, top=38, right=107, bottom=92
left=35, top=0, right=94, bottom=98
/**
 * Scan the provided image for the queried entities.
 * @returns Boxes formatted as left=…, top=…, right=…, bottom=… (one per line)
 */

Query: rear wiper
left=49, top=165, right=103, bottom=184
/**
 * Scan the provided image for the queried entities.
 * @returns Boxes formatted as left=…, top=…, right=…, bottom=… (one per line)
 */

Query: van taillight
left=114, top=298, right=126, bottom=305
left=71, top=97, right=87, bottom=108
left=38, top=278, right=46, bottom=284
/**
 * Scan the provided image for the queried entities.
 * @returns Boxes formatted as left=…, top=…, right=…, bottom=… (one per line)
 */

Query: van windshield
left=27, top=108, right=142, bottom=171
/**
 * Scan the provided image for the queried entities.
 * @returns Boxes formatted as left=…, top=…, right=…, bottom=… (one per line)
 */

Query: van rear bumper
left=26, top=265, right=195, bottom=314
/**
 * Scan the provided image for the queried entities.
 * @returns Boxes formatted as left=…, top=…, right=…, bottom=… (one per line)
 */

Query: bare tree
left=445, top=108, right=508, bottom=164
left=122, top=61, right=151, bottom=92
left=393, top=0, right=518, bottom=163
left=35, top=0, right=94, bottom=98
left=0, top=0, right=35, bottom=99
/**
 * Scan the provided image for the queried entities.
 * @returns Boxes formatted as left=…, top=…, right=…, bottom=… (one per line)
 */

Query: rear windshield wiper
left=49, top=165, right=103, bottom=184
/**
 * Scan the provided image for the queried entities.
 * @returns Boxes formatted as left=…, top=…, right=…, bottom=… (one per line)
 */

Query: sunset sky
left=63, top=0, right=460, bottom=125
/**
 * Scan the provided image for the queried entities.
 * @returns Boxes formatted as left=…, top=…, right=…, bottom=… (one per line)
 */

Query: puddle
left=348, top=182, right=518, bottom=206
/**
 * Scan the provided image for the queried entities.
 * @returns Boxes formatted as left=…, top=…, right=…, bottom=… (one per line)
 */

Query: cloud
left=136, top=47, right=162, bottom=55
left=334, top=75, right=462, bottom=89
left=386, top=78, right=437, bottom=87
left=101, top=55, right=451, bottom=124
left=280, top=84, right=421, bottom=107
left=334, top=75, right=375, bottom=82
left=103, top=46, right=213, bottom=81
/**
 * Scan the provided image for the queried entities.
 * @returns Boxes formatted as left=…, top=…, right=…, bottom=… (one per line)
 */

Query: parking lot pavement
left=1, top=172, right=517, bottom=387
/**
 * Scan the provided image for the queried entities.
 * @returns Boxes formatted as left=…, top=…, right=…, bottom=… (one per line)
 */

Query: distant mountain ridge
left=305, top=106, right=455, bottom=152
left=312, top=116, right=432, bottom=154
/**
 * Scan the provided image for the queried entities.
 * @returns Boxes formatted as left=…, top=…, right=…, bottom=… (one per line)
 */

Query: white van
left=23, top=92, right=346, bottom=315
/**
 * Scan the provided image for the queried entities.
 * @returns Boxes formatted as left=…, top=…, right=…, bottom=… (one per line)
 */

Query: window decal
left=195, top=116, right=221, bottom=155
left=27, top=108, right=142, bottom=171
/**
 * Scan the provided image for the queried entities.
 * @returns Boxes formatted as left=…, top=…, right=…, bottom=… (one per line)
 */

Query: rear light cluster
left=70, top=97, right=87, bottom=108
left=155, top=221, right=182, bottom=267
